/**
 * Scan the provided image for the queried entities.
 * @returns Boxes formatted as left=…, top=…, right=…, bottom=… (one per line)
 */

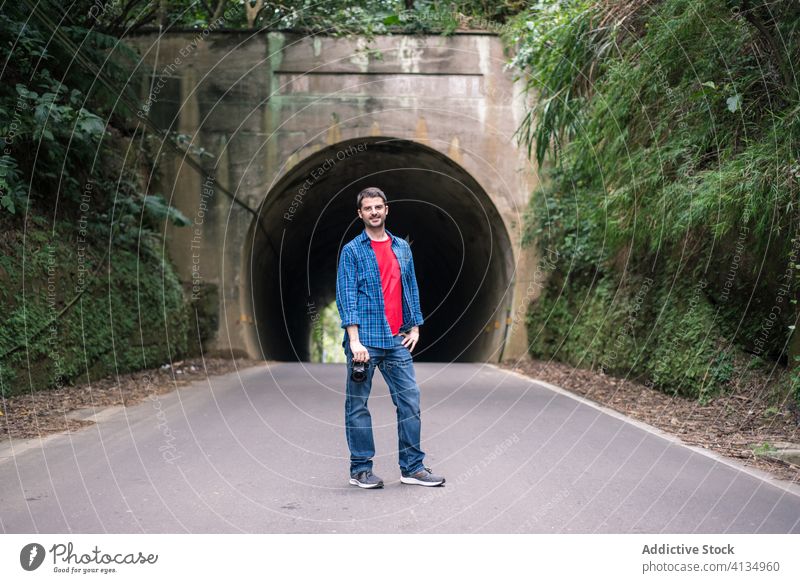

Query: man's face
left=358, top=196, right=388, bottom=228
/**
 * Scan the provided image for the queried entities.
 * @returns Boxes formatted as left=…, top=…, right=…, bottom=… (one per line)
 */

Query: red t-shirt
left=370, top=235, right=403, bottom=335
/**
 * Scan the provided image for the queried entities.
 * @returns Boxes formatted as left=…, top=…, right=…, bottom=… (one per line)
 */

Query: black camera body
left=350, top=361, right=368, bottom=382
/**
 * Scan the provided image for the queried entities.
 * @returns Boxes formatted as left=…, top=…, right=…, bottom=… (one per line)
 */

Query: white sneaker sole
left=400, top=476, right=445, bottom=486
left=349, top=478, right=383, bottom=489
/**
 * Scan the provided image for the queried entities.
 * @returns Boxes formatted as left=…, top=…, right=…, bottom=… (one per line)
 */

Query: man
left=335, top=186, right=445, bottom=489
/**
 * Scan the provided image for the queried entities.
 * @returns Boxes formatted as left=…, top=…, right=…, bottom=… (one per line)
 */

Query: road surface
left=2, top=362, right=798, bottom=533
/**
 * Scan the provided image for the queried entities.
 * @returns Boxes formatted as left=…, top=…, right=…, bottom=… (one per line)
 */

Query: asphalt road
left=2, top=362, right=799, bottom=533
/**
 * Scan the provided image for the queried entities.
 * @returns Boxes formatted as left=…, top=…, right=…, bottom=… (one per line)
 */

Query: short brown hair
left=357, top=187, right=387, bottom=209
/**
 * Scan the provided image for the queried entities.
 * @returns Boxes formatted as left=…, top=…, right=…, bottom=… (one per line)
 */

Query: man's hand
left=350, top=340, right=370, bottom=362
left=400, top=326, right=420, bottom=352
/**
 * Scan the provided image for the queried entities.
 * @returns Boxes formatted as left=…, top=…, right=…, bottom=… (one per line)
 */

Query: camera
left=350, top=360, right=368, bottom=383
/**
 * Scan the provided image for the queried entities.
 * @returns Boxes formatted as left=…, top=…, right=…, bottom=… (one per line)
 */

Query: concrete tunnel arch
left=242, top=136, right=515, bottom=362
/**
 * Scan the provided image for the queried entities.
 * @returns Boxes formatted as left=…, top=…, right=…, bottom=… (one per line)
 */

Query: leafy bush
left=510, top=0, right=800, bottom=401
left=0, top=4, right=193, bottom=394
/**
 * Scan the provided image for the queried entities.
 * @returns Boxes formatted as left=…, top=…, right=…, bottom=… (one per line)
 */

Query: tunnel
left=242, top=136, right=515, bottom=362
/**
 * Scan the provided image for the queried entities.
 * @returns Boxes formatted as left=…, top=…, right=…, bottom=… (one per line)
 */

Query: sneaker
left=349, top=470, right=384, bottom=489
left=400, top=466, right=445, bottom=487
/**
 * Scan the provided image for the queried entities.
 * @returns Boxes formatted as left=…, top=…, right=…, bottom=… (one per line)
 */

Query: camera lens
left=351, top=361, right=367, bottom=383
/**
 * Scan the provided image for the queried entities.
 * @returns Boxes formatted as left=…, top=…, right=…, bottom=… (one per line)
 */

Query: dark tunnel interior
left=244, top=136, right=514, bottom=362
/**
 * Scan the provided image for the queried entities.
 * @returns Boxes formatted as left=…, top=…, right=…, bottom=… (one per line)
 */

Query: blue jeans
left=344, top=333, right=426, bottom=476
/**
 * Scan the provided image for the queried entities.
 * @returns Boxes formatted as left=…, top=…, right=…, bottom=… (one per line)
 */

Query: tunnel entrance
left=243, top=137, right=514, bottom=362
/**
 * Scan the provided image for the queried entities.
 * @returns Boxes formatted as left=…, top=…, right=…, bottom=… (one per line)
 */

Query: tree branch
left=212, top=0, right=229, bottom=22
left=245, top=0, right=264, bottom=29
left=741, top=0, right=795, bottom=95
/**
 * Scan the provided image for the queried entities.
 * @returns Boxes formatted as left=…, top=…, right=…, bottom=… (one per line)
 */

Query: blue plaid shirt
left=336, top=228, right=424, bottom=349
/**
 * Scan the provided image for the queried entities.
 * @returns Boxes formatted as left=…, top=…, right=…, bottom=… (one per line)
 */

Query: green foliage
left=505, top=0, right=607, bottom=164
left=0, top=6, right=142, bottom=217
left=255, top=0, right=524, bottom=35
left=512, top=0, right=800, bottom=402
left=526, top=263, right=735, bottom=400
left=0, top=3, right=194, bottom=394
left=791, top=356, right=800, bottom=406
left=513, top=0, right=800, bottom=260
left=645, top=275, right=730, bottom=400
left=751, top=442, right=777, bottom=456
left=0, top=155, right=27, bottom=214
left=0, top=226, right=190, bottom=397
left=71, top=0, right=525, bottom=35
left=310, top=301, right=347, bottom=363
left=144, top=195, right=192, bottom=227
left=262, top=0, right=400, bottom=34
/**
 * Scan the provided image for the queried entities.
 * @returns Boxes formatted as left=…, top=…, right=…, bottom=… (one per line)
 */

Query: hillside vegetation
left=2, top=1, right=797, bottom=411
left=503, top=0, right=800, bottom=405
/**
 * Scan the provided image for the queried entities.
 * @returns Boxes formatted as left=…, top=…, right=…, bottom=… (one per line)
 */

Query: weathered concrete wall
left=125, top=31, right=540, bottom=362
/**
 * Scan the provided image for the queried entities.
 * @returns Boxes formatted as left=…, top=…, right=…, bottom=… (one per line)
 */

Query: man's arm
left=336, top=246, right=359, bottom=327
left=407, top=249, right=424, bottom=327
left=335, top=246, right=370, bottom=362
left=346, top=325, right=369, bottom=362
left=400, top=247, right=424, bottom=352
left=400, top=325, right=420, bottom=352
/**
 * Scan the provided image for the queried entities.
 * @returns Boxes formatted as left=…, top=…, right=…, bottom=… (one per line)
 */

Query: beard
left=364, top=215, right=385, bottom=227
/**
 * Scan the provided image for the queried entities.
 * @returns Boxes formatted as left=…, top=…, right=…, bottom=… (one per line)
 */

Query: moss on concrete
left=0, top=220, right=190, bottom=397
